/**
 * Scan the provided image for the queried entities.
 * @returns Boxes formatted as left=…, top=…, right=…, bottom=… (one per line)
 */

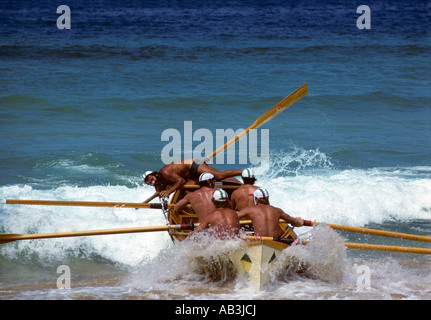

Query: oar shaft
left=3, top=199, right=175, bottom=209
left=3, top=185, right=240, bottom=209
left=206, top=129, right=250, bottom=162
left=3, top=225, right=430, bottom=255
left=0, top=223, right=194, bottom=245
left=306, top=221, right=431, bottom=243
left=345, top=242, right=431, bottom=255
left=243, top=235, right=431, bottom=254
left=7, top=226, right=169, bottom=241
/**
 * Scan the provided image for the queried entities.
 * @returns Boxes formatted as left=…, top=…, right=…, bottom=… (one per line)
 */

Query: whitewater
left=1, top=150, right=430, bottom=300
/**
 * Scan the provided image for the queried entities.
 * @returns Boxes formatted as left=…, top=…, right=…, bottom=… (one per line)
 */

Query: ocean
left=0, top=0, right=430, bottom=302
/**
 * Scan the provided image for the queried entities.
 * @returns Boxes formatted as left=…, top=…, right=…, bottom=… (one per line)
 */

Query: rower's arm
left=237, top=208, right=250, bottom=220
left=189, top=217, right=210, bottom=236
left=279, top=210, right=303, bottom=227
left=230, top=195, right=237, bottom=212
left=159, top=177, right=186, bottom=197
left=173, top=196, right=190, bottom=213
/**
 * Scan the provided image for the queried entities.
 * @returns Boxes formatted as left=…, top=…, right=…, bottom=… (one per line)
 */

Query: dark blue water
left=0, top=0, right=430, bottom=299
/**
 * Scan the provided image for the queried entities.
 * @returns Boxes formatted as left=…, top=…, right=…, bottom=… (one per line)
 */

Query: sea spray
left=249, top=149, right=431, bottom=228
left=253, top=147, right=333, bottom=178
left=271, top=224, right=347, bottom=283
left=132, top=231, right=245, bottom=284
left=1, top=162, right=430, bottom=269
left=0, top=184, right=170, bottom=267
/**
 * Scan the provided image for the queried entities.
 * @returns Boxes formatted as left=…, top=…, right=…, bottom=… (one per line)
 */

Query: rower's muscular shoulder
left=159, top=162, right=190, bottom=179
left=233, top=185, right=252, bottom=196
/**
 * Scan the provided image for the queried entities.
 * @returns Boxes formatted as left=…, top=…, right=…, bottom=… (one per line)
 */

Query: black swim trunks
left=188, top=161, right=202, bottom=180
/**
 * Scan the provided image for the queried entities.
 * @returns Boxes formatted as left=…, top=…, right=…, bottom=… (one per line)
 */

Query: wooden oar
left=0, top=223, right=195, bottom=245
left=0, top=221, right=284, bottom=246
left=3, top=184, right=242, bottom=209
left=2, top=199, right=175, bottom=209
left=244, top=235, right=303, bottom=245
left=0, top=220, right=256, bottom=245
left=2, top=224, right=430, bottom=255
left=204, top=83, right=308, bottom=163
left=303, top=220, right=431, bottom=243
left=344, top=242, right=431, bottom=255
left=243, top=235, right=431, bottom=254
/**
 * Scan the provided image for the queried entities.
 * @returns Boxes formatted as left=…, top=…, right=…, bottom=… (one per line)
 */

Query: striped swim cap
left=253, top=188, right=269, bottom=205
left=241, top=168, right=255, bottom=178
left=212, top=189, right=229, bottom=202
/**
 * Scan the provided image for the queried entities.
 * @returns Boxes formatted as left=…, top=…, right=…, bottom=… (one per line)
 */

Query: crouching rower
left=143, top=158, right=242, bottom=199
left=173, top=172, right=216, bottom=222
left=230, top=168, right=259, bottom=211
left=238, top=188, right=304, bottom=237
left=189, top=189, right=240, bottom=240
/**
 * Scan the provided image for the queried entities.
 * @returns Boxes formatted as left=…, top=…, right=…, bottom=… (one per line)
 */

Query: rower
left=173, top=172, right=217, bottom=222
left=230, top=168, right=260, bottom=211
left=237, top=188, right=304, bottom=237
left=189, top=189, right=240, bottom=239
left=143, top=158, right=242, bottom=198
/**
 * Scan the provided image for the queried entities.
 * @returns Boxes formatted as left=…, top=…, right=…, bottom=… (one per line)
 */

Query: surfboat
left=160, top=178, right=299, bottom=289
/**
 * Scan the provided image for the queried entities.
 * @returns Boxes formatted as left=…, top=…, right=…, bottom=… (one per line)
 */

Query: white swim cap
left=253, top=188, right=269, bottom=205
left=199, top=172, right=215, bottom=182
left=212, top=189, right=229, bottom=202
left=242, top=168, right=255, bottom=178
left=143, top=171, right=154, bottom=179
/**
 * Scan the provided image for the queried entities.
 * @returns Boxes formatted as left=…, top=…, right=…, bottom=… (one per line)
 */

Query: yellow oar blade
left=205, top=83, right=308, bottom=162
left=252, top=82, right=308, bottom=129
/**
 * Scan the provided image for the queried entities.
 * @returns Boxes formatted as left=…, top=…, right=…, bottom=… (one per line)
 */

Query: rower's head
left=212, top=189, right=231, bottom=208
left=242, top=168, right=256, bottom=185
left=253, top=188, right=269, bottom=205
left=143, top=171, right=158, bottom=186
left=199, top=172, right=215, bottom=188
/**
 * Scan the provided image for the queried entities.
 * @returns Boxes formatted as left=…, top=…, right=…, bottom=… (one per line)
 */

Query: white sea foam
left=0, top=184, right=171, bottom=267
left=250, top=149, right=431, bottom=229
left=1, top=169, right=430, bottom=299
left=259, top=168, right=431, bottom=230
left=0, top=148, right=430, bottom=280
left=1, top=158, right=430, bottom=268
